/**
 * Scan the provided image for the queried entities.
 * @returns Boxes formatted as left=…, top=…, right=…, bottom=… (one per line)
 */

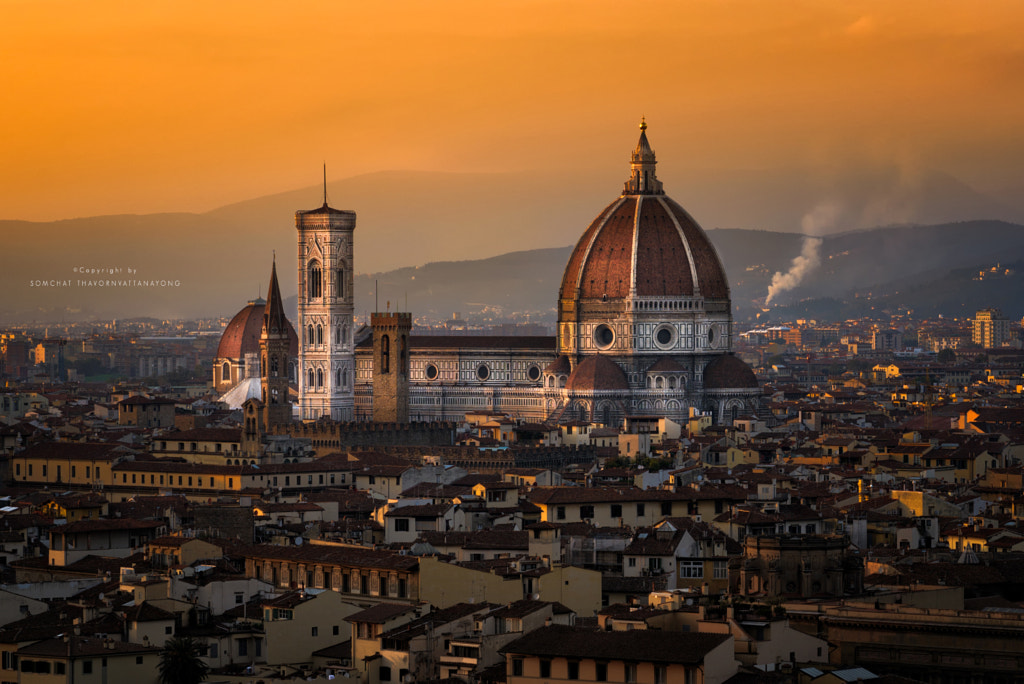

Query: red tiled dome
left=566, top=355, right=629, bottom=392
left=559, top=122, right=729, bottom=305
left=216, top=299, right=298, bottom=360
left=703, top=354, right=758, bottom=389
left=545, top=355, right=572, bottom=374
left=560, top=195, right=729, bottom=302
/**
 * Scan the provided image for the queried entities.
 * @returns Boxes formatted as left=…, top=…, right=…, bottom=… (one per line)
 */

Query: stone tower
left=260, top=258, right=292, bottom=429
left=371, top=311, right=411, bottom=423
left=296, top=197, right=356, bottom=421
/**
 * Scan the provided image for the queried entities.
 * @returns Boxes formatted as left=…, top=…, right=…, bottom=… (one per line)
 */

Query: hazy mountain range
left=3, top=166, right=1024, bottom=325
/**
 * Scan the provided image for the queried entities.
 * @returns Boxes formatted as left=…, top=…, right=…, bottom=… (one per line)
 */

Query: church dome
left=216, top=298, right=298, bottom=360
left=559, top=121, right=729, bottom=304
left=566, top=355, right=629, bottom=392
left=703, top=354, right=759, bottom=389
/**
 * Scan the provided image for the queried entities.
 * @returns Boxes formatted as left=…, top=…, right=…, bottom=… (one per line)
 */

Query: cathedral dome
left=559, top=121, right=729, bottom=305
left=216, top=298, right=298, bottom=360
left=703, top=354, right=759, bottom=389
left=566, top=355, right=629, bottom=392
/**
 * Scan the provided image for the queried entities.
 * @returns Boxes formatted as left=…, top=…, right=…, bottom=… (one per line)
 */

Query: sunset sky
left=3, top=0, right=1023, bottom=223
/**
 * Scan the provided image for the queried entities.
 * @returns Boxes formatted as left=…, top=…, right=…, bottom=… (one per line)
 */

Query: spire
left=322, top=163, right=329, bottom=207
left=623, top=117, right=663, bottom=195
left=263, top=256, right=288, bottom=337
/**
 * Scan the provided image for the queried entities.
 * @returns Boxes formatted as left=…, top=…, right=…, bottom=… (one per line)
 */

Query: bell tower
left=296, top=179, right=356, bottom=421
left=260, top=257, right=292, bottom=429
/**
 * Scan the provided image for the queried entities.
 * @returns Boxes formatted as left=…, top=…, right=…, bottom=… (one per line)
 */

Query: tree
left=936, top=348, right=957, bottom=365
left=158, top=637, right=209, bottom=684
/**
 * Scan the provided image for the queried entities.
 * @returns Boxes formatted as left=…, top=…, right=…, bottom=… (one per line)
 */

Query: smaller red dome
left=545, top=356, right=572, bottom=374
left=566, top=356, right=629, bottom=391
left=703, top=354, right=758, bottom=389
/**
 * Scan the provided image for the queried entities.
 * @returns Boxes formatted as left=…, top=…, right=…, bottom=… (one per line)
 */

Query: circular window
left=476, top=364, right=490, bottom=381
left=654, top=324, right=676, bottom=349
left=708, top=326, right=716, bottom=346
left=424, top=364, right=438, bottom=380
left=594, top=324, right=615, bottom=349
left=527, top=365, right=541, bottom=382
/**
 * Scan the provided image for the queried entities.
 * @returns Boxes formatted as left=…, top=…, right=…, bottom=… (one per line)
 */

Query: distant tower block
left=296, top=196, right=356, bottom=421
left=371, top=312, right=411, bottom=423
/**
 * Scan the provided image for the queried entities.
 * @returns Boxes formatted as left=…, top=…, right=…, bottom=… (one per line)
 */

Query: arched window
left=336, top=368, right=342, bottom=386
left=655, top=377, right=664, bottom=389
left=316, top=368, right=324, bottom=387
left=335, top=326, right=342, bottom=346
left=307, top=324, right=314, bottom=346
left=308, top=260, right=322, bottom=299
left=221, top=362, right=230, bottom=381
left=270, top=355, right=279, bottom=376
left=668, top=376, right=677, bottom=389
left=381, top=334, right=390, bottom=374
left=336, top=268, right=344, bottom=298
left=316, top=324, right=323, bottom=345
left=342, top=368, right=348, bottom=387
left=308, top=368, right=315, bottom=388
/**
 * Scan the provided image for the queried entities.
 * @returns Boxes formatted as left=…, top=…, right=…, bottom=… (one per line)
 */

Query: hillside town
left=1, top=309, right=1024, bottom=684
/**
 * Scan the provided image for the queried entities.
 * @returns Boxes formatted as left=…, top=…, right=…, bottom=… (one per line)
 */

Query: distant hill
left=2, top=162, right=1022, bottom=323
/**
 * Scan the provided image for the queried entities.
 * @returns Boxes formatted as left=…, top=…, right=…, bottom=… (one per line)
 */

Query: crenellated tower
left=296, top=192, right=356, bottom=421
left=371, top=311, right=411, bottom=423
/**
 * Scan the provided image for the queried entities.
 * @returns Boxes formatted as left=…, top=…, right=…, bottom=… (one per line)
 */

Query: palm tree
left=158, top=636, right=210, bottom=684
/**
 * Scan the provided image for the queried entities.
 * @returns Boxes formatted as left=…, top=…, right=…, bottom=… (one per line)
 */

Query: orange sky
left=3, top=0, right=1023, bottom=221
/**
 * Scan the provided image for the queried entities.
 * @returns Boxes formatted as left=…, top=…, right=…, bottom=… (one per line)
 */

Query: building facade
left=351, top=123, right=761, bottom=425
left=973, top=308, right=1013, bottom=348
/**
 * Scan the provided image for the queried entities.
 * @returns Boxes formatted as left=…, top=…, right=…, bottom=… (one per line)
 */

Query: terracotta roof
left=241, top=543, right=419, bottom=571
left=18, top=636, right=160, bottom=658
left=123, top=602, right=175, bottom=623
left=14, top=441, right=126, bottom=462
left=703, top=354, right=759, bottom=389
left=157, top=428, right=242, bottom=442
left=345, top=602, right=419, bottom=624
left=500, top=625, right=730, bottom=663
left=54, top=519, right=165, bottom=534
left=646, top=357, right=685, bottom=373
left=566, top=355, right=629, bottom=392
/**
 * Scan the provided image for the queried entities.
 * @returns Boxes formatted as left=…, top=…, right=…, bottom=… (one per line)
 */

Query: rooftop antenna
left=323, top=163, right=329, bottom=206
left=375, top=280, right=379, bottom=313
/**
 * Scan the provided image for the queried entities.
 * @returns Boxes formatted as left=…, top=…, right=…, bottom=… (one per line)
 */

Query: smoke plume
left=764, top=236, right=823, bottom=306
